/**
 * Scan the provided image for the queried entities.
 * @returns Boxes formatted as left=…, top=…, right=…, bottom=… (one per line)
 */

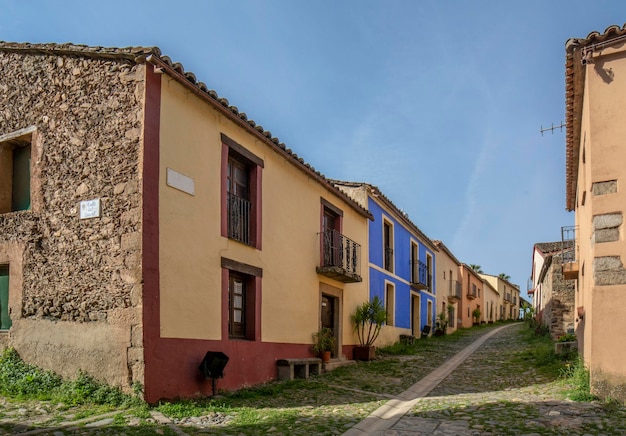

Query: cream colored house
left=481, top=279, right=499, bottom=324
left=480, top=274, right=520, bottom=321
left=564, top=24, right=626, bottom=402
left=433, top=240, right=462, bottom=333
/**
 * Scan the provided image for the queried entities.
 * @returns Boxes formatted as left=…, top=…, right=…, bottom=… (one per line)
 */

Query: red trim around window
left=252, top=166, right=262, bottom=249
left=220, top=143, right=229, bottom=239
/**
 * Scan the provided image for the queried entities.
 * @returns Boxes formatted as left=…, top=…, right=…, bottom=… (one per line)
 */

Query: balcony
left=447, top=280, right=462, bottom=302
left=561, top=226, right=579, bottom=280
left=410, top=260, right=431, bottom=291
left=227, top=192, right=251, bottom=245
left=317, top=229, right=362, bottom=283
left=503, top=293, right=511, bottom=304
left=466, top=287, right=477, bottom=300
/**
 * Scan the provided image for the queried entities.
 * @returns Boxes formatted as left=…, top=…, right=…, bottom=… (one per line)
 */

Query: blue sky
left=2, top=1, right=625, bottom=296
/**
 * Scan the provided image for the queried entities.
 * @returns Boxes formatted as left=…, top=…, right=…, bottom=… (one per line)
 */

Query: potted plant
left=351, top=296, right=388, bottom=361
left=472, top=308, right=481, bottom=326
left=555, top=332, right=578, bottom=355
left=434, top=311, right=448, bottom=336
left=312, top=327, right=335, bottom=363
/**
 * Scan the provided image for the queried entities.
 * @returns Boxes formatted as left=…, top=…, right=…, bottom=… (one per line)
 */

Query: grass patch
left=513, top=325, right=573, bottom=378
left=560, top=356, right=598, bottom=401
left=0, top=347, right=142, bottom=408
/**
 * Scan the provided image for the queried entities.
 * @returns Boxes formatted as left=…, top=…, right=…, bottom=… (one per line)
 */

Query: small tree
left=472, top=308, right=481, bottom=324
left=351, top=296, right=388, bottom=347
left=498, top=273, right=511, bottom=281
left=434, top=311, right=448, bottom=336
left=521, top=301, right=535, bottom=326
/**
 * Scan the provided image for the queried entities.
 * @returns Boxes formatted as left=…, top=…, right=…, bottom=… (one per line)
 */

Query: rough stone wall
left=0, top=50, right=145, bottom=389
left=542, top=254, right=575, bottom=339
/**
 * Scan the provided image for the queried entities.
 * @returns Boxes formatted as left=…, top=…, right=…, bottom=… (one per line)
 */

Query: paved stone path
left=346, top=323, right=626, bottom=435
left=3, top=323, right=626, bottom=434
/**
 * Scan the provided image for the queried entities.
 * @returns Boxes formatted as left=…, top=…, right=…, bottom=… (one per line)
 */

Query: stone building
left=0, top=42, right=372, bottom=403
left=529, top=242, right=575, bottom=339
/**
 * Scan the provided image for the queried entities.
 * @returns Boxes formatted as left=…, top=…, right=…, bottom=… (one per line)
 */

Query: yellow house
left=0, top=42, right=372, bottom=403
left=565, top=24, right=626, bottom=401
left=480, top=274, right=520, bottom=321
left=481, top=278, right=499, bottom=324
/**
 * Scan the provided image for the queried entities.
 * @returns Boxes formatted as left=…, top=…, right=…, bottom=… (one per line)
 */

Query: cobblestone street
left=2, top=323, right=626, bottom=435
left=352, top=323, right=626, bottom=435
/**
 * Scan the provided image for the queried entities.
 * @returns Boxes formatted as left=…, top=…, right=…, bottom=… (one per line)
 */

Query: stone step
left=323, top=358, right=356, bottom=372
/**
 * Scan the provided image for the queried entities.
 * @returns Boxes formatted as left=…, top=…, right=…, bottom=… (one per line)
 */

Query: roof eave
left=145, top=55, right=373, bottom=221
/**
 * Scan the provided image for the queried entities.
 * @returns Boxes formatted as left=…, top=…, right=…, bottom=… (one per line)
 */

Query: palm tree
left=498, top=273, right=511, bottom=281
left=469, top=264, right=483, bottom=273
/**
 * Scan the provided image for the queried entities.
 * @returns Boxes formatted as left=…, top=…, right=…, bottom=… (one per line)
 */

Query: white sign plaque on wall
left=79, top=198, right=101, bottom=219
left=166, top=168, right=195, bottom=196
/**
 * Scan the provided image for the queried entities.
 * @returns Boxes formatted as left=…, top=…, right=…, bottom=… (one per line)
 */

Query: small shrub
left=557, top=333, right=577, bottom=342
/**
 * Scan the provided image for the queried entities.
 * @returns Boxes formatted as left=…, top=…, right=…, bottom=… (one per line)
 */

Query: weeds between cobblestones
left=1, top=322, right=624, bottom=435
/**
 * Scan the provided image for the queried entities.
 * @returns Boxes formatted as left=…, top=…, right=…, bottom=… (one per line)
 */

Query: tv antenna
left=540, top=122, right=565, bottom=136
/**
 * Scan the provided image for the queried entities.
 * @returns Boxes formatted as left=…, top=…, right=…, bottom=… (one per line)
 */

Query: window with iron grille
left=221, top=134, right=263, bottom=248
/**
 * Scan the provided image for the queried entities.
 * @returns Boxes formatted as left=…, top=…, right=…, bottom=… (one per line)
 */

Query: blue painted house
left=333, top=181, right=438, bottom=344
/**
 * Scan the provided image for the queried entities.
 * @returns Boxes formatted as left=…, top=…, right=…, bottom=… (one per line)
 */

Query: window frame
left=0, top=264, right=11, bottom=330
left=0, top=126, right=35, bottom=214
left=320, top=199, right=344, bottom=268
left=221, top=257, right=262, bottom=341
left=221, top=134, right=263, bottom=249
left=382, top=217, right=394, bottom=273
left=410, top=240, right=419, bottom=284
left=385, top=281, right=395, bottom=326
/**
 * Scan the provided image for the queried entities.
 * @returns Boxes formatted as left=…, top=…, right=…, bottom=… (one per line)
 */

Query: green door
left=0, top=265, right=10, bottom=330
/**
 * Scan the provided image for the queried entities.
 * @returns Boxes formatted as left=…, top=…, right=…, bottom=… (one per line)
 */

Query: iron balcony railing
left=561, top=225, right=577, bottom=263
left=467, top=283, right=477, bottom=299
left=227, top=192, right=252, bottom=245
left=319, top=229, right=361, bottom=277
left=504, top=293, right=512, bottom=303
left=561, top=225, right=579, bottom=280
left=448, top=280, right=462, bottom=299
left=410, top=260, right=431, bottom=290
